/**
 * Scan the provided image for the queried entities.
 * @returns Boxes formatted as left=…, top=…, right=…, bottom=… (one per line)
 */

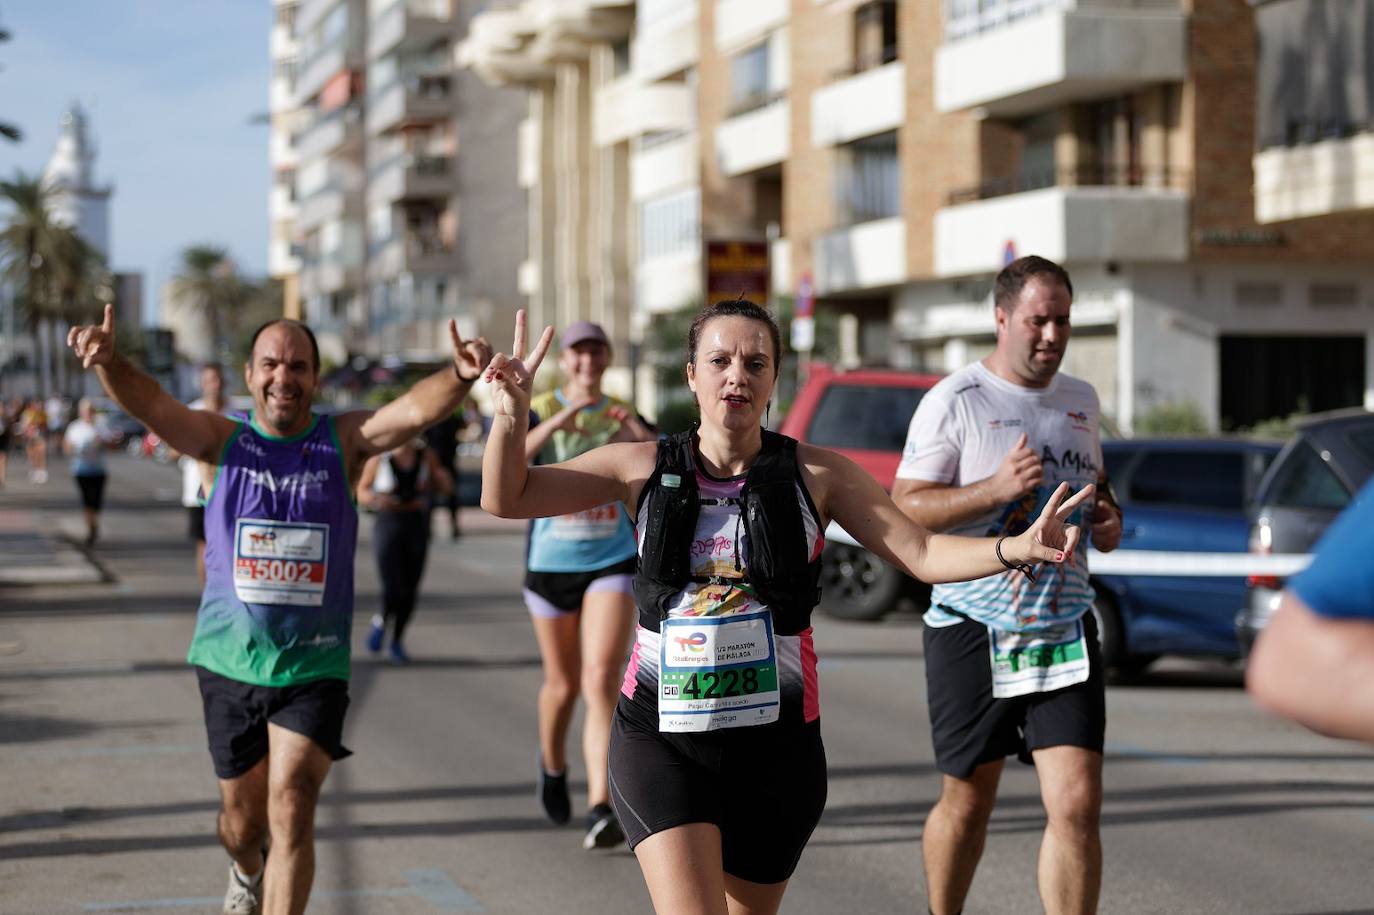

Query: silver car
left=1238, top=409, right=1374, bottom=653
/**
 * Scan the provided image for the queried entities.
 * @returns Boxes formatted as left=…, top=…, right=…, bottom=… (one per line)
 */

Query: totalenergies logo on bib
left=674, top=632, right=708, bottom=653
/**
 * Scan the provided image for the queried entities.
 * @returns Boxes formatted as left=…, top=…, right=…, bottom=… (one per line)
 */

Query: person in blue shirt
left=1248, top=476, right=1374, bottom=742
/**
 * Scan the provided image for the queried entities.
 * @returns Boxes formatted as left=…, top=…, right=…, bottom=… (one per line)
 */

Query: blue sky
left=1, top=0, right=273, bottom=324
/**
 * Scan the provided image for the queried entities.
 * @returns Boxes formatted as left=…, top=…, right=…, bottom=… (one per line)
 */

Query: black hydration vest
left=632, top=426, right=823, bottom=637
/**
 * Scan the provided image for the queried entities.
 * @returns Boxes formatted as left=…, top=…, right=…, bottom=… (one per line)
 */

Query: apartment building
left=459, top=0, right=1374, bottom=429
left=270, top=0, right=304, bottom=320
left=271, top=0, right=525, bottom=365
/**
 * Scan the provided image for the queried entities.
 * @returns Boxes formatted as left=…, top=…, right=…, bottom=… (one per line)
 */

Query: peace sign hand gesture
left=1006, top=480, right=1095, bottom=569
left=483, top=309, right=554, bottom=420
left=67, top=304, right=118, bottom=370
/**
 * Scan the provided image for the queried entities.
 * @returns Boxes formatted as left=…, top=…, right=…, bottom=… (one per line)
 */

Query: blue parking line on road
left=405, top=868, right=485, bottom=911
left=83, top=870, right=483, bottom=912
left=9, top=742, right=202, bottom=760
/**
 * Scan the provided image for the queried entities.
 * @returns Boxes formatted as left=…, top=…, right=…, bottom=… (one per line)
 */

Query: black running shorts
left=195, top=667, right=352, bottom=779
left=607, top=705, right=827, bottom=885
left=923, top=612, right=1105, bottom=779
left=523, top=556, right=637, bottom=614
left=74, top=473, right=106, bottom=511
left=187, top=505, right=206, bottom=542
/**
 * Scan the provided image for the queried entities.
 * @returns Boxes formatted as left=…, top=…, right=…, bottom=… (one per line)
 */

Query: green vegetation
left=1132, top=401, right=1209, bottom=436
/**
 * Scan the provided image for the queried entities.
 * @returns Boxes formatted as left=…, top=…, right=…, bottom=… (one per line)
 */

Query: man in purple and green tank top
left=67, top=305, right=493, bottom=915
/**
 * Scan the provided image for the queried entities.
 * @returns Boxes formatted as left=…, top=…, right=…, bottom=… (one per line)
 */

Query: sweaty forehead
left=702, top=317, right=772, bottom=354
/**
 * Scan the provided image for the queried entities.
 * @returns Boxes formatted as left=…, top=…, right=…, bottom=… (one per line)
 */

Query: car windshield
left=807, top=383, right=928, bottom=452
left=1268, top=439, right=1351, bottom=511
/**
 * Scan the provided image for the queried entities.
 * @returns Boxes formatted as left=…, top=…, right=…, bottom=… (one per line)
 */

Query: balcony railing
left=829, top=44, right=899, bottom=82
left=946, top=164, right=1189, bottom=205
left=1258, top=119, right=1374, bottom=153
left=727, top=87, right=787, bottom=119
left=944, top=0, right=1180, bottom=42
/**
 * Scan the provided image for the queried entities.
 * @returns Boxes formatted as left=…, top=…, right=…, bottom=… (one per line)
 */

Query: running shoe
left=222, top=864, right=261, bottom=915
left=389, top=639, right=410, bottom=664
left=582, top=803, right=624, bottom=850
left=365, top=617, right=384, bottom=654
left=537, top=756, right=571, bottom=825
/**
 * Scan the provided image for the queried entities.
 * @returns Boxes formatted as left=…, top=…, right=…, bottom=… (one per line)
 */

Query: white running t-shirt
left=896, top=361, right=1102, bottom=632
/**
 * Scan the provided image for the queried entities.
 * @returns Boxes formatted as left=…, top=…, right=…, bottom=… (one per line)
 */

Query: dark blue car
left=1090, top=438, right=1282, bottom=673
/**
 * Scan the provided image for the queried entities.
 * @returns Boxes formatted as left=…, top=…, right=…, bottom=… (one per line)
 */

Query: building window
left=852, top=0, right=898, bottom=74
left=836, top=131, right=900, bottom=225
left=612, top=39, right=631, bottom=77
left=639, top=187, right=701, bottom=262
left=730, top=42, right=774, bottom=115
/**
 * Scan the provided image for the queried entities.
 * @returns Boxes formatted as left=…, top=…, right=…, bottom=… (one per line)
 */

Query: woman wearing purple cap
left=521, top=318, right=656, bottom=849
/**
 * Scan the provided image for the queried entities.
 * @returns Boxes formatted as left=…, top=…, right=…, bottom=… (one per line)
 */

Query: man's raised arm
left=338, top=319, right=493, bottom=459
left=68, top=304, right=235, bottom=464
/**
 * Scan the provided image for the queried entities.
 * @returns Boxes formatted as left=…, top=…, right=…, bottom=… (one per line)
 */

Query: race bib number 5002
left=233, top=519, right=328, bottom=606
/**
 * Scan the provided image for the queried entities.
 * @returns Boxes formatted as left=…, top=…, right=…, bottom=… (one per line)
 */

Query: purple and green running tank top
left=186, top=412, right=358, bottom=686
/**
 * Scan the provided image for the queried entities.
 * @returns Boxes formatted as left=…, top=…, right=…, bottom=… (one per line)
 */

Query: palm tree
left=0, top=172, right=111, bottom=397
left=169, top=244, right=249, bottom=362
left=1, top=172, right=69, bottom=398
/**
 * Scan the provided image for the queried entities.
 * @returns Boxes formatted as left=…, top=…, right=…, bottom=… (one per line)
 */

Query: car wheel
left=1089, top=586, right=1126, bottom=670
left=818, top=542, right=901, bottom=621
left=1089, top=586, right=1156, bottom=676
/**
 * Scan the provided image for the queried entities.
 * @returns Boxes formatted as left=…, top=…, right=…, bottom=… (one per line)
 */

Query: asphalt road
left=1, top=454, right=1371, bottom=914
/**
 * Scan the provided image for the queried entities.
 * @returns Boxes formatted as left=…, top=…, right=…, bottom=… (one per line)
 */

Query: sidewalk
left=0, top=468, right=107, bottom=587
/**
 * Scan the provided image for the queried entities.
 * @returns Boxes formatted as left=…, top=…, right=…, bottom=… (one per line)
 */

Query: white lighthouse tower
left=42, top=103, right=112, bottom=259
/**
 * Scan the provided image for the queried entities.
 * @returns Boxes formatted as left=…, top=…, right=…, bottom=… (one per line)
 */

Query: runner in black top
left=479, top=303, right=1093, bottom=915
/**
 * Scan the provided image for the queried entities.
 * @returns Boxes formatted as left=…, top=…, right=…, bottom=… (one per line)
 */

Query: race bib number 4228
left=232, top=519, right=328, bottom=606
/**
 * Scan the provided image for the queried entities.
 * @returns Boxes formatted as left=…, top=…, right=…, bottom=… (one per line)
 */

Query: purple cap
left=561, top=321, right=610, bottom=349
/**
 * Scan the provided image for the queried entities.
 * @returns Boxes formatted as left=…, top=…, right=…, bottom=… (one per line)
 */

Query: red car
left=779, top=363, right=942, bottom=620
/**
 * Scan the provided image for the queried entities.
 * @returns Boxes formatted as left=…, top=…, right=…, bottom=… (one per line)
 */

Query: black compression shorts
left=607, top=705, right=827, bottom=884
left=923, top=612, right=1105, bottom=778
left=523, top=556, right=637, bottom=614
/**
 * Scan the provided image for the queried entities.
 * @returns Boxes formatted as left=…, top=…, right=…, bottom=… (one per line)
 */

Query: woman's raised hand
left=1009, top=480, right=1096, bottom=568
left=484, top=309, right=554, bottom=419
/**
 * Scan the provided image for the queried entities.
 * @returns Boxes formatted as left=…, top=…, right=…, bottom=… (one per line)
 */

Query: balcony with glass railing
left=935, top=0, right=1185, bottom=117
left=935, top=164, right=1190, bottom=276
left=368, top=0, right=454, bottom=60
left=368, top=231, right=456, bottom=280
left=366, top=72, right=453, bottom=135
left=367, top=151, right=454, bottom=203
left=294, top=104, right=363, bottom=162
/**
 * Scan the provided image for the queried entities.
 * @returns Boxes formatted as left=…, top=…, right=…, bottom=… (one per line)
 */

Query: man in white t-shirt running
left=893, top=256, right=1122, bottom=915
left=180, top=364, right=229, bottom=584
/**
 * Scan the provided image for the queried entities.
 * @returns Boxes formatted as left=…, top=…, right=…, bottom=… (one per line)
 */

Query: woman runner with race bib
left=480, top=301, right=1092, bottom=915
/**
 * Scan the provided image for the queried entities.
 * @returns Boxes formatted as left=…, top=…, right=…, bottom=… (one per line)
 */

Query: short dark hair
left=687, top=299, right=783, bottom=378
left=248, top=319, right=320, bottom=372
left=993, top=256, right=1074, bottom=313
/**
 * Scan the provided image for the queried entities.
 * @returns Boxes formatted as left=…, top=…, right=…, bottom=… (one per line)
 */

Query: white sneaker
left=222, top=864, right=262, bottom=915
